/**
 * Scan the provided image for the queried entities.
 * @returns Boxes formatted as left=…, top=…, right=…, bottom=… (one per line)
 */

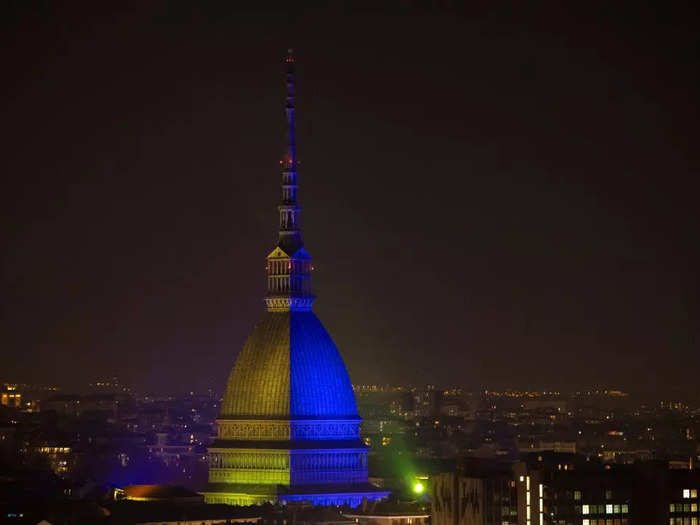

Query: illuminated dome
left=203, top=51, right=388, bottom=507
left=220, top=311, right=358, bottom=419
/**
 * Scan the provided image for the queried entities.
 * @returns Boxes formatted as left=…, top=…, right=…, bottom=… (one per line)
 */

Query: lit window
left=527, top=492, right=531, bottom=505
left=527, top=476, right=530, bottom=490
left=606, top=504, right=613, bottom=514
left=622, top=504, right=629, bottom=514
left=684, top=489, right=691, bottom=499
left=574, top=490, right=582, bottom=501
left=539, top=484, right=543, bottom=497
left=670, top=504, right=675, bottom=512
left=583, top=520, right=590, bottom=525
left=692, top=504, right=698, bottom=512
left=693, top=490, right=698, bottom=498
left=583, top=505, right=590, bottom=515
left=614, top=504, right=620, bottom=514
left=520, top=476, right=525, bottom=482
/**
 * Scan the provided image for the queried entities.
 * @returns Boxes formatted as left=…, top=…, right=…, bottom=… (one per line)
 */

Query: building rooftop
left=121, top=484, right=203, bottom=502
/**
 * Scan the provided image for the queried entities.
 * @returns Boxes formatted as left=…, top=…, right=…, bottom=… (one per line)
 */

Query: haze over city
left=2, top=3, right=698, bottom=396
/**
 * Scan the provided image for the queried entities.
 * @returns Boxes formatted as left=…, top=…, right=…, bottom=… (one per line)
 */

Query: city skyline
left=2, top=3, right=698, bottom=397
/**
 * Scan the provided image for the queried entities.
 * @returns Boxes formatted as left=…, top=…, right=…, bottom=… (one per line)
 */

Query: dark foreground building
left=202, top=52, right=389, bottom=506
left=433, top=454, right=700, bottom=525
left=432, top=459, right=518, bottom=525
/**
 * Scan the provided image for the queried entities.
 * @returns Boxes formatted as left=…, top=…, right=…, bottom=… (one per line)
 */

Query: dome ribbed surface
left=220, top=311, right=357, bottom=418
left=220, top=312, right=291, bottom=417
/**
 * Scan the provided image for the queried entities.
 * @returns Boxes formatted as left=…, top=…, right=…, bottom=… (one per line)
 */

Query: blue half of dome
left=290, top=311, right=357, bottom=418
left=220, top=311, right=357, bottom=419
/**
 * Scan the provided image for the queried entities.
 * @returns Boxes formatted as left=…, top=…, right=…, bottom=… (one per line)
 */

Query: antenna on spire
left=284, top=48, right=296, bottom=168
left=276, top=49, right=302, bottom=255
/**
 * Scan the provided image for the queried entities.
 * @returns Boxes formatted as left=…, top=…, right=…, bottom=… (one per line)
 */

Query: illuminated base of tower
left=202, top=419, right=389, bottom=506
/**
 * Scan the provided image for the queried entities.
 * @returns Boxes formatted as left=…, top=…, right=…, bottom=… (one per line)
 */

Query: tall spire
left=284, top=49, right=296, bottom=171
left=277, top=49, right=303, bottom=255
left=265, top=50, right=314, bottom=313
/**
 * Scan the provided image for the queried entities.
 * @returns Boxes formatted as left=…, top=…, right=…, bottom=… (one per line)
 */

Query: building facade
left=432, top=461, right=518, bottom=525
left=202, top=52, right=389, bottom=506
left=434, top=454, right=700, bottom=525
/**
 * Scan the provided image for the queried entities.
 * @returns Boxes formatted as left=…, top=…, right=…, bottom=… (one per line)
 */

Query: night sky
left=2, top=3, right=698, bottom=398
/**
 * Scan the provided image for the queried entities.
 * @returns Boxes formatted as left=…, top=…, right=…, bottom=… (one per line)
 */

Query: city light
left=2, top=5, right=697, bottom=522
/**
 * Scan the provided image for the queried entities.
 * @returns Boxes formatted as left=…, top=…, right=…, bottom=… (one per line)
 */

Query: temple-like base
left=206, top=429, right=384, bottom=506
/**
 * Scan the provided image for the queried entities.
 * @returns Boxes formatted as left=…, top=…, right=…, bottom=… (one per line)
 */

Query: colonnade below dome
left=202, top=416, right=386, bottom=505
left=216, top=418, right=361, bottom=441
left=210, top=449, right=368, bottom=472
left=208, top=449, right=368, bottom=484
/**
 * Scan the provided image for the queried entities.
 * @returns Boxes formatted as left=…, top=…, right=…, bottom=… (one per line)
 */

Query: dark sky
left=1, top=2, right=698, bottom=398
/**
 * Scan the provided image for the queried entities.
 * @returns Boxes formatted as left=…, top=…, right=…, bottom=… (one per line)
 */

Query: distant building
left=517, top=441, right=577, bottom=455
left=42, top=393, right=121, bottom=417
left=202, top=52, right=388, bottom=506
left=33, top=445, right=74, bottom=476
left=89, top=377, right=131, bottom=394
left=147, top=439, right=203, bottom=467
left=1, top=384, right=22, bottom=408
left=521, top=399, right=568, bottom=413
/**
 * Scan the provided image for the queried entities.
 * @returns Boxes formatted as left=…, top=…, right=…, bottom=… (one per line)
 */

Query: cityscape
left=2, top=2, right=698, bottom=525
left=3, top=379, right=700, bottom=523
